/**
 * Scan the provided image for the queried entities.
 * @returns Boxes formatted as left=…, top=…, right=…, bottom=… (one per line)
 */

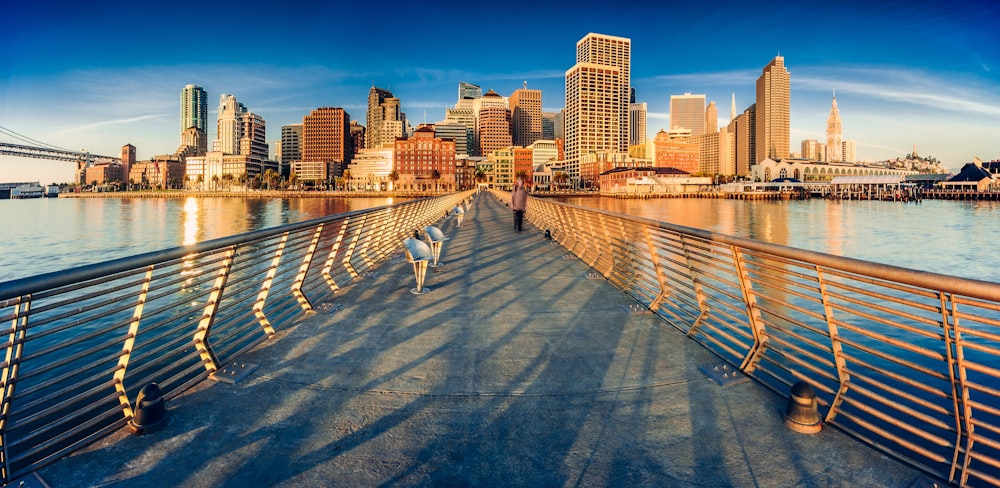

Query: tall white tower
left=826, top=92, right=842, bottom=162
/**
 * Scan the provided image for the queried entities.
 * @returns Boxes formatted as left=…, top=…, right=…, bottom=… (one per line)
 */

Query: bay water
left=2, top=195, right=998, bottom=284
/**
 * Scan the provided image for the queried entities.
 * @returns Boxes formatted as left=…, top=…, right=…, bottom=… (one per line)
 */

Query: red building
left=394, top=125, right=457, bottom=192
left=654, top=129, right=699, bottom=173
left=513, top=147, right=534, bottom=185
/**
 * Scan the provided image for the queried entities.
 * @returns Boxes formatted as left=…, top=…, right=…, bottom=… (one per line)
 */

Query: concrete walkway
left=39, top=194, right=928, bottom=487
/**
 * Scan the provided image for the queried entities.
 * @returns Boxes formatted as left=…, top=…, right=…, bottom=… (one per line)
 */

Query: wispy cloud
left=793, top=65, right=1000, bottom=117
left=637, top=69, right=758, bottom=88
left=54, top=114, right=169, bottom=134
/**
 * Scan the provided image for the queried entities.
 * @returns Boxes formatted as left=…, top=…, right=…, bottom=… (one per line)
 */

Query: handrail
left=0, top=191, right=473, bottom=483
left=497, top=189, right=1000, bottom=487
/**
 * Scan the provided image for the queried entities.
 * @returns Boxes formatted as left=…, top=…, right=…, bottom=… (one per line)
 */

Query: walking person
left=511, top=178, right=529, bottom=232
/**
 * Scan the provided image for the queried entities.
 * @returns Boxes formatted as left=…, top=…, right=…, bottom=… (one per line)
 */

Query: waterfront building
left=344, top=148, right=393, bottom=190
left=827, top=94, right=843, bottom=162
left=510, top=86, right=543, bottom=147
left=599, top=166, right=711, bottom=195
left=181, top=84, right=208, bottom=134
left=580, top=151, right=635, bottom=186
left=185, top=151, right=265, bottom=189
left=83, top=162, right=123, bottom=187
left=280, top=124, right=303, bottom=169
left=755, top=56, right=791, bottom=163
left=751, top=158, right=918, bottom=183
left=291, top=161, right=330, bottom=185
left=670, top=93, right=707, bottom=136
left=121, top=144, right=136, bottom=186
left=654, top=129, right=698, bottom=174
left=394, top=125, right=456, bottom=192
left=303, top=107, right=351, bottom=181
left=129, top=155, right=184, bottom=189
left=477, top=96, right=513, bottom=158
left=565, top=32, right=631, bottom=186
left=630, top=102, right=647, bottom=146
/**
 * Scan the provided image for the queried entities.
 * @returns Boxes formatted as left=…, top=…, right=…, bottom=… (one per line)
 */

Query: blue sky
left=1, top=0, right=998, bottom=184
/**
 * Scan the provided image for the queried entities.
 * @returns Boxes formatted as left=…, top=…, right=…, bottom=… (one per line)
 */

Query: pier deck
left=38, top=195, right=926, bottom=487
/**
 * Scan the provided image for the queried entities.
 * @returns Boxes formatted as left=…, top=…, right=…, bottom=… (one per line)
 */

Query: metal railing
left=0, top=191, right=472, bottom=483
left=503, top=190, right=1000, bottom=487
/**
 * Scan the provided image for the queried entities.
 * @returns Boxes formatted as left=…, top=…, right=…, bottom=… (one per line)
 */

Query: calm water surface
left=2, top=196, right=997, bottom=283
left=1, top=196, right=406, bottom=282
left=554, top=197, right=1000, bottom=283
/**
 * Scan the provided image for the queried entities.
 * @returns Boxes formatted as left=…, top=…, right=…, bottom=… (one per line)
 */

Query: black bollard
left=784, top=381, right=822, bottom=434
left=129, top=383, right=168, bottom=434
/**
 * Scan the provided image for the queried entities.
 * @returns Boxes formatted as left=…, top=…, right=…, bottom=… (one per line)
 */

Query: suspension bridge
left=0, top=125, right=121, bottom=164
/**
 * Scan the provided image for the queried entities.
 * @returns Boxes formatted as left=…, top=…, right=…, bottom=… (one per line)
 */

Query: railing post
left=644, top=226, right=670, bottom=311
left=322, top=220, right=350, bottom=293
left=194, top=246, right=236, bottom=373
left=253, top=234, right=288, bottom=336
left=0, top=295, right=30, bottom=483
left=292, top=224, right=324, bottom=311
left=681, top=235, right=710, bottom=338
left=114, top=266, right=154, bottom=420
left=816, top=267, right=851, bottom=423
left=941, top=292, right=974, bottom=486
left=732, top=246, right=768, bottom=373
left=343, top=214, right=368, bottom=280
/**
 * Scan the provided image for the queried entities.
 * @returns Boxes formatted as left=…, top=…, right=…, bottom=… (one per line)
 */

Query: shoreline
left=55, top=189, right=600, bottom=199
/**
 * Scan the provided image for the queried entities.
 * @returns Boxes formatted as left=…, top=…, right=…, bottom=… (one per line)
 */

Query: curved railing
left=499, top=190, right=1000, bottom=487
left=0, top=191, right=473, bottom=483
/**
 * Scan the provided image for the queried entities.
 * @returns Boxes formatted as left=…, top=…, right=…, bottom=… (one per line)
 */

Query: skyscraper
left=280, top=124, right=302, bottom=167
left=755, top=56, right=790, bottom=163
left=458, top=81, right=482, bottom=101
left=669, top=93, right=707, bottom=136
left=705, top=101, right=718, bottom=135
left=366, top=86, right=398, bottom=149
left=510, top=86, right=542, bottom=147
left=565, top=32, right=631, bottom=184
left=181, top=84, right=208, bottom=133
left=629, top=102, right=647, bottom=146
left=216, top=94, right=246, bottom=155
left=826, top=93, right=842, bottom=162
left=303, top=107, right=351, bottom=178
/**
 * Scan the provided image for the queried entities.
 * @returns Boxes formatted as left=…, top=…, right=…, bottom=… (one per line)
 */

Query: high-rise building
left=432, top=121, right=470, bottom=156
left=303, top=107, right=351, bottom=179
left=541, top=112, right=557, bottom=140
left=826, top=93, right=842, bottom=162
left=181, top=84, right=208, bottom=134
left=629, top=102, right=647, bottom=146
left=179, top=127, right=207, bottom=158
left=349, top=121, right=365, bottom=154
left=280, top=124, right=302, bottom=167
left=458, top=81, right=482, bottom=101
left=239, top=112, right=269, bottom=162
left=216, top=94, right=246, bottom=155
left=366, top=86, right=400, bottom=149
left=478, top=103, right=512, bottom=157
left=842, top=140, right=857, bottom=163
left=510, top=86, right=542, bottom=147
left=705, top=101, right=718, bottom=135
left=755, top=56, right=791, bottom=163
left=565, top=32, right=631, bottom=185
left=729, top=103, right=755, bottom=176
left=653, top=129, right=698, bottom=173
left=669, top=93, right=707, bottom=136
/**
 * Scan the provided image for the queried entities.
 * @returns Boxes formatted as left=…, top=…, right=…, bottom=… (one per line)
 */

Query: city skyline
left=2, top=0, right=998, bottom=184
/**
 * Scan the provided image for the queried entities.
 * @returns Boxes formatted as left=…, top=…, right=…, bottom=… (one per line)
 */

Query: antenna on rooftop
left=523, top=80, right=528, bottom=89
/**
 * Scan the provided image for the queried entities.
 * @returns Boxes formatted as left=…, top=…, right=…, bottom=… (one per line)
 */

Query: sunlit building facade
left=755, top=56, right=790, bottom=163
